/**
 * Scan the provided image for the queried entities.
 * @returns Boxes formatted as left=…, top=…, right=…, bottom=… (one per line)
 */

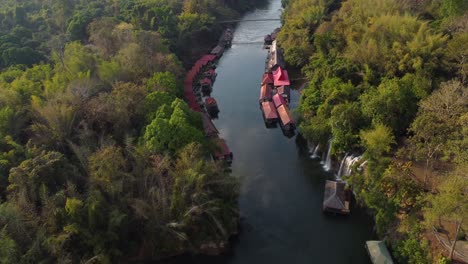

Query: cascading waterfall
left=343, top=155, right=362, bottom=177
left=336, top=152, right=348, bottom=180
left=311, top=144, right=320, bottom=159
left=323, top=141, right=332, bottom=171
left=308, top=142, right=315, bottom=154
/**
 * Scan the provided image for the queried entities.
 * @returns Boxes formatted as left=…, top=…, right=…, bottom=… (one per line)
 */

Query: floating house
left=262, top=73, right=274, bottom=86
left=205, top=97, right=219, bottom=117
left=273, top=93, right=288, bottom=108
left=261, top=101, right=278, bottom=124
left=201, top=113, right=219, bottom=137
left=266, top=40, right=285, bottom=71
left=277, top=85, right=290, bottom=102
left=365, top=241, right=394, bottom=264
left=259, top=84, right=272, bottom=103
left=204, top=68, right=217, bottom=81
left=322, top=180, right=350, bottom=215
left=201, top=78, right=213, bottom=95
left=273, top=66, right=290, bottom=86
left=276, top=104, right=295, bottom=131
left=213, top=138, right=233, bottom=164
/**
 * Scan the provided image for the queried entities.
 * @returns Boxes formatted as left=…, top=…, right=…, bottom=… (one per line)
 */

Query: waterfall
left=336, top=152, right=348, bottom=180
left=322, top=141, right=332, bottom=171
left=310, top=144, right=320, bottom=159
left=343, top=155, right=362, bottom=177
left=308, top=141, right=315, bottom=154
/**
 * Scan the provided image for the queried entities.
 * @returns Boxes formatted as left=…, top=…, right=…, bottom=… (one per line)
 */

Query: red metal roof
left=273, top=93, right=287, bottom=108
left=262, top=73, right=274, bottom=85
left=205, top=97, right=217, bottom=106
left=277, top=104, right=294, bottom=126
left=259, top=84, right=272, bottom=101
left=262, top=101, right=278, bottom=120
left=200, top=54, right=217, bottom=62
left=273, top=66, right=290, bottom=86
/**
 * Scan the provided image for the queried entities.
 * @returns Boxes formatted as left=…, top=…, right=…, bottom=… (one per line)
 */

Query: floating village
left=260, top=28, right=296, bottom=137
left=183, top=29, right=234, bottom=165
left=262, top=30, right=354, bottom=216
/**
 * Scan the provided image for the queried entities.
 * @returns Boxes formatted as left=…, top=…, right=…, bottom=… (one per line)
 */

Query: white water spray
left=336, top=152, right=348, bottom=180
left=323, top=141, right=332, bottom=171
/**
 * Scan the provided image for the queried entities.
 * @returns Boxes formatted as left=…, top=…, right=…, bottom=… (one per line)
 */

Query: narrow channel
left=196, top=0, right=373, bottom=263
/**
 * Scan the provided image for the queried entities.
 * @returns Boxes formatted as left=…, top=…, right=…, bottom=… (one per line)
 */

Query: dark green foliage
left=287, top=0, right=467, bottom=260
left=0, top=0, right=251, bottom=261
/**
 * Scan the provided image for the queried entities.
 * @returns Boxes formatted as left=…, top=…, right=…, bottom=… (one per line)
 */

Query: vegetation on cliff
left=280, top=0, right=467, bottom=262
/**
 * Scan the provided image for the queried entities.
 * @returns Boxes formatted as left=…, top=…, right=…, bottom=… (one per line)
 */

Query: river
left=173, top=0, right=374, bottom=263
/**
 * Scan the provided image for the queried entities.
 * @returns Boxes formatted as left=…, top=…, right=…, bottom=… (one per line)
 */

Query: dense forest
left=0, top=0, right=264, bottom=262
left=279, top=0, right=467, bottom=262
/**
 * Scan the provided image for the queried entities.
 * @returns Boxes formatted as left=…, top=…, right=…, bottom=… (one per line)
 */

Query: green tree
left=360, top=124, right=395, bottom=159
left=424, top=171, right=468, bottom=260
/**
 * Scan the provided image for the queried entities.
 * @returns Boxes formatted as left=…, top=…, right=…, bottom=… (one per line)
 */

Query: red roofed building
left=262, top=73, right=274, bottom=85
left=261, top=101, right=278, bottom=123
left=277, top=104, right=295, bottom=130
left=273, top=66, right=290, bottom=86
left=259, top=84, right=272, bottom=103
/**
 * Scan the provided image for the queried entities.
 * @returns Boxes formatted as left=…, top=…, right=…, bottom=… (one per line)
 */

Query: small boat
left=205, top=97, right=219, bottom=117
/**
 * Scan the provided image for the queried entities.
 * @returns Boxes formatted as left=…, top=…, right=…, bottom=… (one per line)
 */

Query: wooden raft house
left=259, top=84, right=272, bottom=103
left=276, top=104, right=295, bottom=131
left=205, top=97, right=219, bottom=117
left=261, top=101, right=278, bottom=124
left=322, top=180, right=350, bottom=215
left=182, top=30, right=234, bottom=166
